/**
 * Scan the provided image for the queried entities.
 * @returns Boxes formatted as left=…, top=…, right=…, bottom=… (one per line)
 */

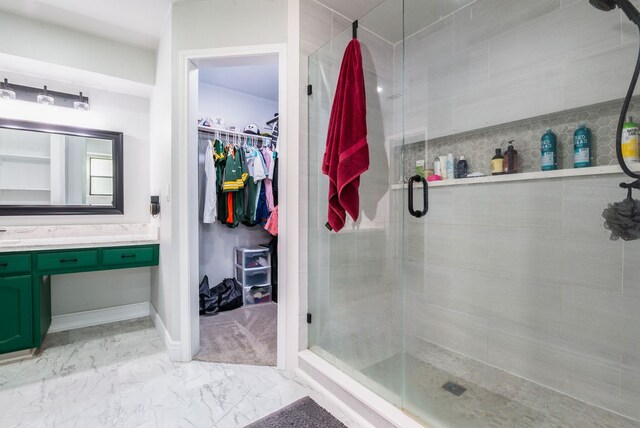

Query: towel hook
left=352, top=20, right=358, bottom=39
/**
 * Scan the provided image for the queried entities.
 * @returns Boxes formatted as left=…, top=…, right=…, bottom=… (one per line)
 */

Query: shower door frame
left=298, top=0, right=425, bottom=424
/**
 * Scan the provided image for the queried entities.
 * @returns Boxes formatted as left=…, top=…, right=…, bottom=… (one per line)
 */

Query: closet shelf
left=198, top=126, right=272, bottom=142
left=390, top=164, right=640, bottom=190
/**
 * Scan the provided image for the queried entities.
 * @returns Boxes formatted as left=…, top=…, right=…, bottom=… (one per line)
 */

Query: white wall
left=149, top=0, right=289, bottom=345
left=199, top=83, right=278, bottom=131
left=149, top=13, right=175, bottom=341
left=0, top=10, right=155, bottom=85
left=0, top=39, right=153, bottom=317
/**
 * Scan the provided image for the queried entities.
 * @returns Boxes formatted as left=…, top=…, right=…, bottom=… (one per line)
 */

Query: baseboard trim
left=49, top=301, right=150, bottom=333
left=0, top=348, right=36, bottom=366
left=149, top=303, right=181, bottom=361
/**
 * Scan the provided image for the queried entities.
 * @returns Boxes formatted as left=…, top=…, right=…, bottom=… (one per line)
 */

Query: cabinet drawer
left=36, top=250, right=99, bottom=272
left=0, top=254, right=31, bottom=275
left=101, top=246, right=154, bottom=266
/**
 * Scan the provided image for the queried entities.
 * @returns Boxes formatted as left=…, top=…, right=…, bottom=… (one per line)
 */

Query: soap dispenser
left=491, top=149, right=504, bottom=175
left=503, top=141, right=518, bottom=174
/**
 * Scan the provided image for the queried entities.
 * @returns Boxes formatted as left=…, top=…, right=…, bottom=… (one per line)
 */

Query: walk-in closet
left=196, top=55, right=279, bottom=366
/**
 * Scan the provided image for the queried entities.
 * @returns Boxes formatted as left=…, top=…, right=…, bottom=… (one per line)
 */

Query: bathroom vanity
left=0, top=225, right=158, bottom=356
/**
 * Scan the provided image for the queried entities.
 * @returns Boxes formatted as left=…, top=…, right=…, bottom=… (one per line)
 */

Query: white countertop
left=0, top=224, right=159, bottom=253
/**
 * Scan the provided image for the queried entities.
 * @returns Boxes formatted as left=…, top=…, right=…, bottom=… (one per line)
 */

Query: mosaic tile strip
left=397, top=99, right=640, bottom=180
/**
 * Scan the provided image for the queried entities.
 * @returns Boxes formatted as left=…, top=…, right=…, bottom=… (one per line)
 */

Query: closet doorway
left=179, top=45, right=288, bottom=368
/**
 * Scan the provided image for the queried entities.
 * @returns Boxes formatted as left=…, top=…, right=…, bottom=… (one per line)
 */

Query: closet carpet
left=195, top=302, right=277, bottom=366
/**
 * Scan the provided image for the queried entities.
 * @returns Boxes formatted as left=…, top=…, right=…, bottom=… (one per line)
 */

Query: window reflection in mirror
left=0, top=128, right=113, bottom=206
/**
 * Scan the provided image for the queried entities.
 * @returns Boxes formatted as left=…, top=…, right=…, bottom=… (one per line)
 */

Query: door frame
left=178, top=44, right=290, bottom=369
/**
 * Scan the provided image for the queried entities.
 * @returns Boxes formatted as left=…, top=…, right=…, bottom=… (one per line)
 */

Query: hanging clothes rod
left=198, top=126, right=272, bottom=143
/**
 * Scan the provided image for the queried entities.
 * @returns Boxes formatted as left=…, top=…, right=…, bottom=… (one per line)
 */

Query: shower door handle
left=408, top=175, right=428, bottom=218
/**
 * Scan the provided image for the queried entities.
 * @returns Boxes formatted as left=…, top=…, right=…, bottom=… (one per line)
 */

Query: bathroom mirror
left=0, top=118, right=123, bottom=215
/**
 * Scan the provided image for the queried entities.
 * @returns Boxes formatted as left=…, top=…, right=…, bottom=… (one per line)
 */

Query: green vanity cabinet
left=0, top=275, right=33, bottom=354
left=0, top=244, right=159, bottom=356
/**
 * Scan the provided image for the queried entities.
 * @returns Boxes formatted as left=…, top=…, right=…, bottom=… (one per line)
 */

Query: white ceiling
left=319, top=0, right=476, bottom=44
left=0, top=0, right=174, bottom=49
left=198, top=56, right=279, bottom=102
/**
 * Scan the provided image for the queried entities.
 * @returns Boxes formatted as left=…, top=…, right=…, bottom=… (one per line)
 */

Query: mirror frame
left=0, top=118, right=124, bottom=216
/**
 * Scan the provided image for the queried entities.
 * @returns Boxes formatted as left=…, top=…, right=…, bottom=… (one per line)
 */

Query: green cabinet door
left=0, top=275, right=33, bottom=353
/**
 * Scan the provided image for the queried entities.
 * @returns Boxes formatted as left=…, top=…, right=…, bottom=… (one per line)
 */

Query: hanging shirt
left=256, top=180, right=270, bottom=226
left=253, top=148, right=267, bottom=183
left=262, top=148, right=275, bottom=212
left=267, top=148, right=276, bottom=179
left=223, top=147, right=248, bottom=192
left=265, top=205, right=278, bottom=236
left=203, top=141, right=217, bottom=223
left=213, top=139, right=225, bottom=191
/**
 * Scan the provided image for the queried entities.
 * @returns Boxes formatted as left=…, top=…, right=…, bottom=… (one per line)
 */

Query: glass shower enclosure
left=308, top=0, right=640, bottom=427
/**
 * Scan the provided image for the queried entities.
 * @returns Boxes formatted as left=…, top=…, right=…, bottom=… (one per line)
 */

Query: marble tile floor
left=0, top=318, right=356, bottom=428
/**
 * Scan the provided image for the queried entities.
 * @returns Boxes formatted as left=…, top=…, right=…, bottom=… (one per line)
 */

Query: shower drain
left=442, top=381, right=466, bottom=396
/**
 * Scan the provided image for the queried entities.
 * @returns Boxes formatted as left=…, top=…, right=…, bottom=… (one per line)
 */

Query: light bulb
left=73, top=92, right=89, bottom=111
left=0, top=79, right=15, bottom=100
left=37, top=85, right=54, bottom=105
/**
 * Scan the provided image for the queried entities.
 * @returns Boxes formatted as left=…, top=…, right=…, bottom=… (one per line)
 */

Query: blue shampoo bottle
left=541, top=128, right=557, bottom=171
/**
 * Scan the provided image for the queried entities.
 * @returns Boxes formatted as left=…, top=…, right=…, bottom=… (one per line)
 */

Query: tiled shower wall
left=398, top=99, right=640, bottom=180
left=401, top=0, right=640, bottom=140
left=399, top=173, right=640, bottom=420
left=398, top=0, right=640, bottom=420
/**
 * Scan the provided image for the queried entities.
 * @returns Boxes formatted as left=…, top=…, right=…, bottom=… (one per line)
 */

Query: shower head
left=589, top=0, right=640, bottom=26
left=589, top=0, right=616, bottom=11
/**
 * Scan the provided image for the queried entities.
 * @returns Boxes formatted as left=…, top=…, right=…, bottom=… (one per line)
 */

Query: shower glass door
left=307, top=0, right=408, bottom=409
left=311, top=0, right=640, bottom=427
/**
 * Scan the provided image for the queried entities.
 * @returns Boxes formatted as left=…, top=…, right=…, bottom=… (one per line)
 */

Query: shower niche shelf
left=391, top=163, right=640, bottom=190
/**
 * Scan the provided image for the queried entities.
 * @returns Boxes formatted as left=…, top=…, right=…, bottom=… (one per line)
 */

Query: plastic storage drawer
left=243, top=285, right=272, bottom=305
left=235, top=265, right=270, bottom=287
left=235, top=247, right=270, bottom=269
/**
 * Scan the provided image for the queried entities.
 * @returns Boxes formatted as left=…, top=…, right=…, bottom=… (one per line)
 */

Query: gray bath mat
left=195, top=302, right=277, bottom=366
left=245, top=396, right=346, bottom=428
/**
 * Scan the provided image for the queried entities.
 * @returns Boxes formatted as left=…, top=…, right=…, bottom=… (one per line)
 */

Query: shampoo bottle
left=416, top=159, right=426, bottom=178
left=622, top=116, right=639, bottom=163
left=439, top=155, right=448, bottom=179
left=434, top=157, right=441, bottom=177
left=492, top=149, right=504, bottom=175
left=456, top=156, right=468, bottom=178
left=446, top=153, right=455, bottom=180
left=573, top=122, right=591, bottom=168
left=541, top=128, right=557, bottom=171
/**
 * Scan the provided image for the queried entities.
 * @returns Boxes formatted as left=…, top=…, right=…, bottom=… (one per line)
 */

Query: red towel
left=322, top=39, right=369, bottom=232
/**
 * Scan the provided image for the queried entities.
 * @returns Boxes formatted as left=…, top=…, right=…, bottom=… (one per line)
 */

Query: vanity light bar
left=0, top=79, right=89, bottom=110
